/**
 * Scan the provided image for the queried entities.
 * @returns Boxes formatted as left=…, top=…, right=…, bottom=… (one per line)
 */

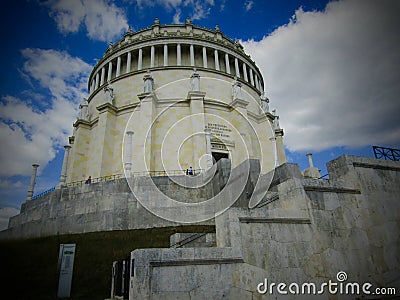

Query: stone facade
left=127, top=155, right=400, bottom=299
left=62, top=18, right=285, bottom=184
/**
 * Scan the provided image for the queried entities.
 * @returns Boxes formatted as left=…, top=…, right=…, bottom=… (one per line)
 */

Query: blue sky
left=1, top=0, right=399, bottom=229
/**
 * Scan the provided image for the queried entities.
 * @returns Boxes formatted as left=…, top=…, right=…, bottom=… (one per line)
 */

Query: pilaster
left=136, top=92, right=158, bottom=172
left=59, top=145, right=71, bottom=186
left=92, top=103, right=118, bottom=177
left=187, top=91, right=207, bottom=170
left=230, top=97, right=254, bottom=157
left=68, top=119, right=92, bottom=182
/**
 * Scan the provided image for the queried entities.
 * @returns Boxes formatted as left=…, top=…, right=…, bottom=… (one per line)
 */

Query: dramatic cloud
left=134, top=0, right=215, bottom=22
left=242, top=0, right=400, bottom=152
left=0, top=49, right=91, bottom=177
left=0, top=207, right=19, bottom=231
left=43, top=0, right=129, bottom=42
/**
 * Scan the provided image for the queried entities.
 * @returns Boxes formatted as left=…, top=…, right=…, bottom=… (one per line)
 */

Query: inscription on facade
left=206, top=123, right=232, bottom=138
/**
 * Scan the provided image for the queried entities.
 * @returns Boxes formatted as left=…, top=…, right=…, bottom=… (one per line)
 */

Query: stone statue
left=232, top=77, right=242, bottom=99
left=79, top=98, right=89, bottom=121
left=104, top=81, right=115, bottom=104
left=260, top=92, right=269, bottom=113
left=143, top=70, right=154, bottom=93
left=190, top=68, right=200, bottom=91
left=273, top=115, right=280, bottom=130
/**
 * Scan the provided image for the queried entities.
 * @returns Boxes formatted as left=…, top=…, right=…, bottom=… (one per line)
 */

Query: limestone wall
left=127, top=155, right=400, bottom=299
left=1, top=158, right=244, bottom=239
left=2, top=169, right=223, bottom=239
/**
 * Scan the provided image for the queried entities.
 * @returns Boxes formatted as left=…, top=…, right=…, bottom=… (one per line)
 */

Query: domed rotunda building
left=64, top=17, right=286, bottom=184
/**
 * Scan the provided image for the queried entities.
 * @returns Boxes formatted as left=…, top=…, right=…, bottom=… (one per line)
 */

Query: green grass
left=0, top=225, right=214, bottom=299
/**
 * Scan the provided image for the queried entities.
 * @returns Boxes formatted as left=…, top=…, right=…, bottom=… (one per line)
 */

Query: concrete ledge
left=353, top=161, right=400, bottom=171
left=239, top=217, right=311, bottom=224
left=150, top=257, right=243, bottom=267
left=303, top=185, right=361, bottom=194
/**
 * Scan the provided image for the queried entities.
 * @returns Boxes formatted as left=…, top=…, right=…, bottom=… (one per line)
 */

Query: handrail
left=66, top=173, right=124, bottom=187
left=32, top=186, right=55, bottom=200
left=170, top=229, right=215, bottom=248
left=66, top=169, right=204, bottom=187
left=31, top=168, right=204, bottom=201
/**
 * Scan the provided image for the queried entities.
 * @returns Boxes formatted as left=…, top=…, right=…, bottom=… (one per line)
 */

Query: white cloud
left=242, top=0, right=400, bottom=152
left=134, top=0, right=214, bottom=22
left=186, top=0, right=212, bottom=21
left=173, top=8, right=182, bottom=23
left=43, top=0, right=128, bottom=42
left=244, top=0, right=254, bottom=12
left=0, top=49, right=91, bottom=177
left=0, top=207, right=19, bottom=231
left=0, top=180, right=22, bottom=189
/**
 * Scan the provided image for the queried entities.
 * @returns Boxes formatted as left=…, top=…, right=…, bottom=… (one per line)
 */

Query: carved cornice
left=96, top=102, right=118, bottom=115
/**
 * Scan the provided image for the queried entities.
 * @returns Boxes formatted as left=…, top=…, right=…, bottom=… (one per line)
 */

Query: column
left=95, top=73, right=99, bottom=89
left=163, top=44, right=168, bottom=66
left=125, top=131, right=134, bottom=177
left=225, top=53, right=230, bottom=74
left=26, top=164, right=39, bottom=201
left=100, top=67, right=105, bottom=86
left=138, top=48, right=143, bottom=70
left=190, top=44, right=195, bottom=66
left=234, top=57, right=240, bottom=78
left=255, top=74, right=259, bottom=90
left=275, top=131, right=286, bottom=166
left=150, top=45, right=155, bottom=68
left=204, top=129, right=213, bottom=168
left=126, top=51, right=131, bottom=73
left=107, top=61, right=113, bottom=81
left=306, top=153, right=314, bottom=168
left=243, top=63, right=248, bottom=82
left=202, top=47, right=207, bottom=68
left=177, top=44, right=181, bottom=66
left=214, top=49, right=220, bottom=71
left=115, top=57, right=121, bottom=77
left=59, top=145, right=71, bottom=186
left=270, top=137, right=279, bottom=166
left=249, top=68, right=254, bottom=85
